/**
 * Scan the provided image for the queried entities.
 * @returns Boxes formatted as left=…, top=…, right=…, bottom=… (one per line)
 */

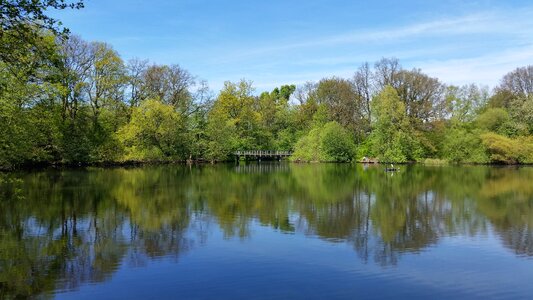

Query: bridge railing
left=234, top=150, right=292, bottom=156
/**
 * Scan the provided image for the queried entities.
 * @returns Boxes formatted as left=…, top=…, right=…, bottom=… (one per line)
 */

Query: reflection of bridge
left=234, top=150, right=292, bottom=161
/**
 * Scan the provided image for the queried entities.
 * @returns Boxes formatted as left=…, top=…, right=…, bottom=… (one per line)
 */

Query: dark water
left=1, top=163, right=533, bottom=299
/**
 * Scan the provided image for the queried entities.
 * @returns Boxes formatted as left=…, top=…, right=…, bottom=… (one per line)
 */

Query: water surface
left=1, top=163, right=533, bottom=299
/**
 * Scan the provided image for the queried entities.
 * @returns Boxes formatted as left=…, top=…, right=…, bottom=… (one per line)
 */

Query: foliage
left=442, top=127, right=488, bottom=163
left=320, top=122, right=356, bottom=162
left=291, top=121, right=355, bottom=162
left=367, top=86, right=422, bottom=163
left=204, top=109, right=238, bottom=161
left=481, top=132, right=533, bottom=164
left=118, top=99, right=188, bottom=161
left=1, top=8, right=533, bottom=168
left=291, top=127, right=323, bottom=162
left=476, top=108, right=510, bottom=134
left=0, top=0, right=84, bottom=68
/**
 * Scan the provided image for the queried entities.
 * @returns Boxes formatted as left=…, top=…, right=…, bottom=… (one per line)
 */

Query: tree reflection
left=1, top=164, right=533, bottom=297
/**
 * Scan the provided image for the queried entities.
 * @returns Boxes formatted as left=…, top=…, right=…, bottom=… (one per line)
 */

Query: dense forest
left=1, top=1, right=533, bottom=170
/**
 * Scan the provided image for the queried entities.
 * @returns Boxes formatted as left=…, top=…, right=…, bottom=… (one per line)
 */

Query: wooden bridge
left=234, top=150, right=292, bottom=161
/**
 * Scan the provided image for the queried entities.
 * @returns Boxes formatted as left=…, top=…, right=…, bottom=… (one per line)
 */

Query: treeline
left=1, top=29, right=533, bottom=169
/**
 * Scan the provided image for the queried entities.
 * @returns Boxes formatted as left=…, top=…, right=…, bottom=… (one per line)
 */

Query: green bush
left=481, top=132, right=533, bottom=164
left=291, top=127, right=322, bottom=162
left=442, top=127, right=488, bottom=163
left=320, top=122, right=356, bottom=162
left=118, top=99, right=188, bottom=161
left=291, top=121, right=355, bottom=162
left=367, top=86, right=423, bottom=163
left=476, top=108, right=510, bottom=134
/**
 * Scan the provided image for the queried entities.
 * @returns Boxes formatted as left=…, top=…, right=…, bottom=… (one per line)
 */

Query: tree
left=0, top=31, right=63, bottom=168
left=187, top=80, right=214, bottom=159
left=86, top=42, right=127, bottom=122
left=291, top=121, right=355, bottom=162
left=1, top=1, right=84, bottom=33
left=0, top=0, right=84, bottom=68
left=320, top=122, right=356, bottom=162
left=315, top=77, right=367, bottom=140
left=394, top=69, right=445, bottom=122
left=476, top=108, right=510, bottom=134
left=291, top=128, right=321, bottom=162
left=481, top=132, right=532, bottom=164
left=141, top=64, right=195, bottom=113
left=445, top=84, right=489, bottom=123
left=57, top=35, right=92, bottom=121
left=125, top=58, right=148, bottom=108
left=353, top=62, right=373, bottom=121
left=209, top=80, right=263, bottom=149
left=257, top=84, right=296, bottom=149
left=442, top=127, right=488, bottom=163
left=56, top=37, right=128, bottom=162
left=368, top=86, right=420, bottom=163
left=204, top=109, right=238, bottom=161
left=118, top=99, right=188, bottom=160
left=373, top=57, right=401, bottom=89
left=499, top=65, right=533, bottom=98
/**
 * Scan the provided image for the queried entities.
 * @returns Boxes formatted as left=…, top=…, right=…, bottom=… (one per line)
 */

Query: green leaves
left=481, top=132, right=533, bottom=164
left=367, top=86, right=420, bottom=163
left=118, top=99, right=188, bottom=161
left=291, top=121, right=355, bottom=162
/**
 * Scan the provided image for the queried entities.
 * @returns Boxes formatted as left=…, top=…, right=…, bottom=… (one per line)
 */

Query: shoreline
left=1, top=159, right=532, bottom=172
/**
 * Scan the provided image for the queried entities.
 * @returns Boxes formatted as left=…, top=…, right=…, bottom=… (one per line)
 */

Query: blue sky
left=51, top=0, right=533, bottom=92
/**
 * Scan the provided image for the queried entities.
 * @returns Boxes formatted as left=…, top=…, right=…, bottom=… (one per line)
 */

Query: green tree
left=291, top=121, right=355, bottom=162
left=0, top=32, right=64, bottom=168
left=476, top=108, right=510, bottom=134
left=320, top=122, right=356, bottom=162
left=204, top=110, right=238, bottom=161
left=481, top=132, right=533, bottom=164
left=0, top=0, right=84, bottom=68
left=442, top=127, right=488, bottom=163
left=208, top=80, right=264, bottom=151
left=118, top=99, right=188, bottom=160
left=291, top=127, right=322, bottom=162
left=314, top=77, right=367, bottom=140
left=368, top=86, right=421, bottom=163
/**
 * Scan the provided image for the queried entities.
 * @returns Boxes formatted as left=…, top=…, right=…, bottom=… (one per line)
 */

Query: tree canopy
left=1, top=5, right=533, bottom=167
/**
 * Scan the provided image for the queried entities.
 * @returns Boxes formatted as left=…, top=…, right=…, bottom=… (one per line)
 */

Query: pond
left=1, top=163, right=533, bottom=299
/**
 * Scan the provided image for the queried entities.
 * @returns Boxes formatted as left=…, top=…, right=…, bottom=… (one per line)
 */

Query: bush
left=481, top=132, right=533, bottom=164
left=476, top=108, right=510, bottom=133
left=320, top=122, right=356, bottom=162
left=118, top=99, right=188, bottom=161
left=291, top=121, right=355, bottom=162
left=442, top=127, right=488, bottom=163
left=291, top=127, right=322, bottom=162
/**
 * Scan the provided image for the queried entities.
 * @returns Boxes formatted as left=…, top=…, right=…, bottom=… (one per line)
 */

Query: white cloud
left=209, top=8, right=533, bottom=64
left=415, top=44, right=533, bottom=87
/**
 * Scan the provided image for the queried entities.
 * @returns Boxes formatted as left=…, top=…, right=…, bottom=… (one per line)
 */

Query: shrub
left=476, top=108, right=510, bottom=133
left=320, top=122, right=356, bottom=162
left=291, top=121, right=355, bottom=162
left=442, top=127, right=488, bottom=163
left=118, top=99, right=188, bottom=161
left=291, top=127, right=322, bottom=162
left=481, top=132, right=526, bottom=164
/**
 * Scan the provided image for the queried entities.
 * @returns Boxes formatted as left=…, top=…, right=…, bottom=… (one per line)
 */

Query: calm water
left=1, top=163, right=533, bottom=299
